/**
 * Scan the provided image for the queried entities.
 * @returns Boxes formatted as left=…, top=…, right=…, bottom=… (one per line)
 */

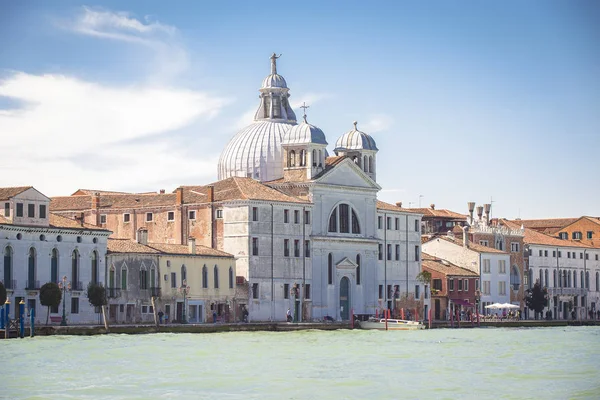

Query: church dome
left=334, top=121, right=378, bottom=152
left=283, top=116, right=328, bottom=145
left=262, top=74, right=287, bottom=89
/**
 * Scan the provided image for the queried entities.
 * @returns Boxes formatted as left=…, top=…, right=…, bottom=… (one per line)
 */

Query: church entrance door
left=339, top=277, right=350, bottom=321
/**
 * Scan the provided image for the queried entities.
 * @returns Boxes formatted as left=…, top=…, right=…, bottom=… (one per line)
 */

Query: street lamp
left=58, top=275, right=71, bottom=326
left=179, top=279, right=190, bottom=324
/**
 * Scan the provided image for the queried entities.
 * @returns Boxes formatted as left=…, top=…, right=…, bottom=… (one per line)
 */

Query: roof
left=107, top=238, right=234, bottom=258
left=431, top=235, right=508, bottom=254
left=412, top=207, right=467, bottom=220
left=334, top=121, right=378, bottom=151
left=283, top=118, right=328, bottom=145
left=376, top=200, right=423, bottom=214
left=501, top=219, right=591, bottom=249
left=556, top=216, right=600, bottom=230
left=71, top=189, right=133, bottom=196
left=0, top=212, right=109, bottom=232
left=421, top=253, right=479, bottom=277
left=510, top=218, right=578, bottom=234
left=51, top=192, right=177, bottom=211
left=0, top=186, right=33, bottom=201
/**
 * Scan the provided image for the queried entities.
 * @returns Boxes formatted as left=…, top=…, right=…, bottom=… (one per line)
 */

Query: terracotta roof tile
left=412, top=207, right=467, bottom=220
left=510, top=218, right=578, bottom=234
left=72, top=189, right=133, bottom=196
left=501, top=219, right=592, bottom=248
left=48, top=213, right=108, bottom=231
left=107, top=239, right=234, bottom=257
left=422, top=253, right=479, bottom=277
left=431, top=235, right=508, bottom=254
left=0, top=186, right=33, bottom=201
left=376, top=200, right=423, bottom=214
left=107, top=239, right=160, bottom=254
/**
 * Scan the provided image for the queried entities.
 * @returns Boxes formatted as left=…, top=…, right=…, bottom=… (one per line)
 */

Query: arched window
left=318, top=150, right=322, bottom=166
left=109, top=266, right=116, bottom=289
left=328, top=204, right=361, bottom=234
left=328, top=253, right=333, bottom=285
left=214, top=265, right=219, bottom=288
left=150, top=267, right=156, bottom=289
left=71, top=250, right=79, bottom=290
left=363, top=155, right=368, bottom=172
left=27, top=247, right=36, bottom=289
left=51, top=248, right=58, bottom=284
left=573, top=271, right=577, bottom=288
left=289, top=150, right=296, bottom=167
left=586, top=271, right=590, bottom=289
left=369, top=156, right=373, bottom=173
left=568, top=270, right=572, bottom=288
left=563, top=270, right=567, bottom=287
left=544, top=269, right=548, bottom=287
left=121, top=265, right=128, bottom=290
left=510, top=265, right=520, bottom=291
left=140, top=266, right=148, bottom=290
left=312, top=150, right=317, bottom=167
left=181, top=265, right=187, bottom=285
left=596, top=272, right=599, bottom=291
left=229, top=267, right=234, bottom=289
left=300, top=150, right=306, bottom=167
left=539, top=269, right=543, bottom=284
left=553, top=270, right=556, bottom=287
left=356, top=254, right=361, bottom=285
left=581, top=271, right=584, bottom=289
left=528, top=269, right=533, bottom=288
left=202, top=265, right=208, bottom=288
left=3, top=247, right=13, bottom=289
left=91, top=250, right=99, bottom=285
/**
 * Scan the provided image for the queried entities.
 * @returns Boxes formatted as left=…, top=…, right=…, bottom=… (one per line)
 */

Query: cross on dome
left=300, top=102, right=310, bottom=123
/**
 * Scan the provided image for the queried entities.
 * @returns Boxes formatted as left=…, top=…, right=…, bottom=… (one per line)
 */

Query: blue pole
left=30, top=308, right=35, bottom=338
left=0, top=308, right=4, bottom=330
left=19, top=300, right=25, bottom=339
left=5, top=301, right=10, bottom=328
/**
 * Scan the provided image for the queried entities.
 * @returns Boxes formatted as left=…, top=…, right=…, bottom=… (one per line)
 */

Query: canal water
left=1, top=327, right=599, bottom=399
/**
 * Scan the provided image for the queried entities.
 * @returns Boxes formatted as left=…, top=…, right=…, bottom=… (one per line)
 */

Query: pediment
left=336, top=256, right=358, bottom=270
left=315, top=159, right=381, bottom=190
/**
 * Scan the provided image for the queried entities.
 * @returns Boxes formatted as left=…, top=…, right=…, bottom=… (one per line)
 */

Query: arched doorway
left=339, top=277, right=350, bottom=320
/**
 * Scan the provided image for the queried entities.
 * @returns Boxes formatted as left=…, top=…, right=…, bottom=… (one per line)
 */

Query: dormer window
left=328, top=203, right=360, bottom=234
left=28, top=203, right=35, bottom=217
left=39, top=205, right=46, bottom=219
left=4, top=202, right=9, bottom=217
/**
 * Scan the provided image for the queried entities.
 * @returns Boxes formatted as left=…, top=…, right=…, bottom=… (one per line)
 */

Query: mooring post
left=4, top=300, right=10, bottom=339
left=19, top=299, right=25, bottom=339
left=30, top=308, right=35, bottom=338
left=0, top=308, right=4, bottom=330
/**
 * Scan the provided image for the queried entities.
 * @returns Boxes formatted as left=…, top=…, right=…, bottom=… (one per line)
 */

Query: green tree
left=39, top=282, right=62, bottom=325
left=416, top=271, right=432, bottom=286
left=86, top=283, right=107, bottom=325
left=525, top=281, right=548, bottom=320
left=0, top=281, right=6, bottom=305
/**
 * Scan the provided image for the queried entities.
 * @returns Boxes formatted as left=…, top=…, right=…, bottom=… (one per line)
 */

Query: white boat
left=359, top=317, right=425, bottom=330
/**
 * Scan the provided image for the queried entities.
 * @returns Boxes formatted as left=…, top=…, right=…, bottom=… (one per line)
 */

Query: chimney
left=136, top=228, right=148, bottom=245
left=430, top=203, right=435, bottom=210
left=484, top=203, right=491, bottom=226
left=462, top=225, right=469, bottom=248
left=207, top=185, right=215, bottom=203
left=176, top=187, right=184, bottom=205
left=476, top=206, right=484, bottom=221
left=159, top=189, right=165, bottom=194
left=188, top=237, right=196, bottom=254
left=467, top=202, right=475, bottom=225
left=92, top=192, right=100, bottom=209
left=396, top=202, right=402, bottom=208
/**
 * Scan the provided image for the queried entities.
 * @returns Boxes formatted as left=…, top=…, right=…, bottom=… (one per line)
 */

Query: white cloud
left=362, top=113, right=393, bottom=133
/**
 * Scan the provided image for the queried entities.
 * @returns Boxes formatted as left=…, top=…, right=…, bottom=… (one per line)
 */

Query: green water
left=1, top=327, right=599, bottom=399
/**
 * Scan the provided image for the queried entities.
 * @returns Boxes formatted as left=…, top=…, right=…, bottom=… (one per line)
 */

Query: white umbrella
left=485, top=303, right=503, bottom=309
left=500, top=303, right=519, bottom=309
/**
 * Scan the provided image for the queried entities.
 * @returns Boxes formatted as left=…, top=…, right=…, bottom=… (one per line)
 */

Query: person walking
left=286, top=308, right=292, bottom=322
left=158, top=310, right=164, bottom=325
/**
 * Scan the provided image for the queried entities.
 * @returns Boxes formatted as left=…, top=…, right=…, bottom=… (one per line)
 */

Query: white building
left=1, top=187, right=111, bottom=325
left=215, top=54, right=423, bottom=321
left=422, top=233, right=511, bottom=313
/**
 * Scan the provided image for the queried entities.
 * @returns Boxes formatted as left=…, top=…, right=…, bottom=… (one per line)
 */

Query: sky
left=0, top=0, right=598, bottom=219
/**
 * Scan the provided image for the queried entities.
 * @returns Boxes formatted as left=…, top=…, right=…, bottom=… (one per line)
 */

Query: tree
left=86, top=282, right=108, bottom=328
left=525, top=281, right=548, bottom=320
left=416, top=271, right=432, bottom=286
left=39, top=282, right=62, bottom=325
left=0, top=281, right=6, bottom=305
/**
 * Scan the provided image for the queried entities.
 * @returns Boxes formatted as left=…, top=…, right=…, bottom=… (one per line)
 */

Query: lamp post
left=179, top=279, right=190, bottom=324
left=58, top=275, right=72, bottom=326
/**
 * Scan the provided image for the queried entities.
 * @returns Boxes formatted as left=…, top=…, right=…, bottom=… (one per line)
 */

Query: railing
left=107, top=288, right=121, bottom=298
left=71, top=281, right=84, bottom=291
left=547, top=287, right=587, bottom=296
left=511, top=283, right=520, bottom=291
left=150, top=287, right=161, bottom=297
left=26, top=280, right=41, bottom=290
left=1, top=279, right=17, bottom=289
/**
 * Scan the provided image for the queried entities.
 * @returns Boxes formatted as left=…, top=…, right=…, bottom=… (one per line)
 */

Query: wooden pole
left=102, top=305, right=110, bottom=333
left=151, top=297, right=159, bottom=329
left=428, top=308, right=432, bottom=329
left=385, top=308, right=388, bottom=331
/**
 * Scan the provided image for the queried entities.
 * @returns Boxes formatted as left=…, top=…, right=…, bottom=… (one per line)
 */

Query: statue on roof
left=270, top=53, right=281, bottom=74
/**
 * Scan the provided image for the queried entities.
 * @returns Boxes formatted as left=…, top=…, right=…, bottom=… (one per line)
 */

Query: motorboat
left=359, top=317, right=425, bottom=330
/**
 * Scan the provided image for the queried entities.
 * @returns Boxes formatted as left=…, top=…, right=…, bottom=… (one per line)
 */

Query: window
left=572, top=232, right=582, bottom=240
left=16, top=203, right=23, bottom=217
left=229, top=267, right=234, bottom=289
left=27, top=247, right=36, bottom=289
left=71, top=250, right=79, bottom=290
left=51, top=248, right=58, bottom=284
left=141, top=305, right=149, bottom=314
left=4, top=202, right=9, bottom=217
left=293, top=240, right=299, bottom=257
left=378, top=244, right=383, bottom=260
left=140, top=269, right=148, bottom=290
left=587, top=231, right=593, bottom=239
left=475, top=279, right=479, bottom=291
left=171, top=272, right=176, bottom=288
left=202, top=265, right=208, bottom=288
left=356, top=254, right=361, bottom=285
left=378, top=285, right=384, bottom=299
left=510, top=243, right=520, bottom=252
left=121, top=267, right=128, bottom=290
left=294, top=210, right=300, bottom=224
left=387, top=244, right=392, bottom=260
left=449, top=279, right=454, bottom=291
left=284, top=209, right=289, bottom=223
left=552, top=251, right=556, bottom=257
left=100, top=214, right=107, bottom=224
left=395, top=218, right=399, bottom=230
left=559, top=232, right=568, bottom=240
left=414, top=219, right=419, bottom=232
left=433, top=279, right=442, bottom=291
left=415, top=246, right=420, bottom=261
left=252, top=207, right=258, bottom=221
left=499, top=260, right=506, bottom=274
left=305, top=240, right=310, bottom=257
left=71, top=298, right=79, bottom=314
left=499, top=281, right=506, bottom=295
left=252, top=283, right=259, bottom=299
left=464, top=279, right=469, bottom=291
left=123, top=213, right=131, bottom=223
left=181, top=265, right=187, bottom=284
left=395, top=245, right=400, bottom=261
left=558, top=251, right=562, bottom=258
left=252, top=238, right=259, bottom=256
left=91, top=251, right=99, bottom=285
left=167, top=211, right=174, bottom=221
left=284, top=283, right=290, bottom=299
left=304, top=210, right=310, bottom=224
left=39, top=204, right=46, bottom=219
left=216, top=209, right=223, bottom=218
left=378, top=216, right=382, bottom=229
left=538, top=250, right=542, bottom=257
left=415, top=285, right=420, bottom=299
left=585, top=253, right=589, bottom=260
left=483, top=281, right=491, bottom=295
left=305, top=284, right=311, bottom=299
left=483, top=259, right=491, bottom=273
left=28, top=203, right=35, bottom=217
left=284, top=239, right=290, bottom=257
left=328, top=253, right=333, bottom=285
left=596, top=254, right=599, bottom=261
left=544, top=250, right=548, bottom=257
left=386, top=217, right=392, bottom=230
left=479, top=240, right=489, bottom=247
left=567, top=252, right=571, bottom=259
left=189, top=210, right=196, bottom=220
left=458, top=279, right=463, bottom=291
left=214, top=265, right=219, bottom=288
left=146, top=212, right=153, bottom=222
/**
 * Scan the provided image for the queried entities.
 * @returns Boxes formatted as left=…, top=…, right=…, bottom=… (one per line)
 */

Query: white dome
left=262, top=74, right=287, bottom=89
left=218, top=120, right=294, bottom=182
left=283, top=118, right=328, bottom=146
left=334, top=121, right=378, bottom=152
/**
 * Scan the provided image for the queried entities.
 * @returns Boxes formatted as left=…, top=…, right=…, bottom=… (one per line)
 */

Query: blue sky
left=1, top=1, right=598, bottom=219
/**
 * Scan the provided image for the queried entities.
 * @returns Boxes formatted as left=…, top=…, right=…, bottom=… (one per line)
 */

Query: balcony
left=150, top=287, right=161, bottom=298
left=107, top=288, right=121, bottom=298
left=1, top=279, right=16, bottom=290
left=71, top=281, right=84, bottom=291
left=26, top=280, right=41, bottom=290
left=547, top=287, right=587, bottom=296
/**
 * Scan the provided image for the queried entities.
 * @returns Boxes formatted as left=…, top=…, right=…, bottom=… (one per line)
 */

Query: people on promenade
left=286, top=308, right=293, bottom=322
left=158, top=310, right=164, bottom=325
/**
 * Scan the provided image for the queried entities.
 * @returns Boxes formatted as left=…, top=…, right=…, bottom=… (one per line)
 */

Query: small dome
left=284, top=118, right=328, bottom=145
left=334, top=121, right=378, bottom=152
left=262, top=74, right=287, bottom=89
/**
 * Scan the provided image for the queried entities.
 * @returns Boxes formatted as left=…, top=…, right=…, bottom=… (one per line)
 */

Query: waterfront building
left=412, top=203, right=468, bottom=240
left=106, top=232, right=236, bottom=324
left=422, top=232, right=511, bottom=314
left=0, top=186, right=111, bottom=325
left=552, top=216, right=600, bottom=248
left=422, top=253, right=479, bottom=320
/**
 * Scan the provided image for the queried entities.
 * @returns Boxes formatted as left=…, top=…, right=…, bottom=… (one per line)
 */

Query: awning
left=451, top=299, right=475, bottom=307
